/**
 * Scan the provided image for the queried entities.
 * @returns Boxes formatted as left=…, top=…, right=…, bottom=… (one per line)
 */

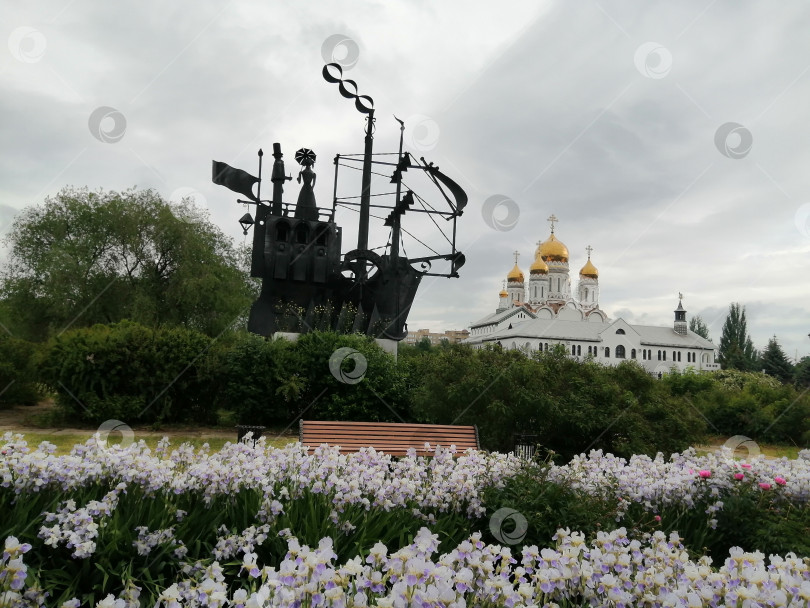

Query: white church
left=464, top=216, right=720, bottom=376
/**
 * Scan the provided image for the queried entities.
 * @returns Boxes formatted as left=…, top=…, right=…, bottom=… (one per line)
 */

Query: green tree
left=760, top=336, right=794, bottom=383
left=718, top=303, right=758, bottom=371
left=689, top=315, right=710, bottom=340
left=795, top=356, right=810, bottom=388
left=415, top=336, right=433, bottom=352
left=0, top=187, right=254, bottom=340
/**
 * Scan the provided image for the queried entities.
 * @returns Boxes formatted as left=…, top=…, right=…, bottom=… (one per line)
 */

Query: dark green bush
left=0, top=335, right=43, bottom=406
left=480, top=461, right=621, bottom=548
left=411, top=344, right=706, bottom=459
left=38, top=320, right=217, bottom=424
left=215, top=332, right=295, bottom=425
left=284, top=331, right=410, bottom=423
left=672, top=367, right=810, bottom=445
left=217, top=331, right=411, bottom=426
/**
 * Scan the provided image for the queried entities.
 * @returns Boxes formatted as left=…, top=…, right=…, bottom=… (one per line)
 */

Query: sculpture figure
left=294, top=148, right=318, bottom=221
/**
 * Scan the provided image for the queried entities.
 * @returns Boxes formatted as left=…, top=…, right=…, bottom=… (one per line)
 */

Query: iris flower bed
left=2, top=431, right=810, bottom=607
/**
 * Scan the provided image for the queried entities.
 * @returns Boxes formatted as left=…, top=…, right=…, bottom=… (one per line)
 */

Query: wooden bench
left=299, top=420, right=479, bottom=456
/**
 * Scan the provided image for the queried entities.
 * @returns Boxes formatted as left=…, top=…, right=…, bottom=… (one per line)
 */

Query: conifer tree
left=717, top=303, right=758, bottom=371
left=760, top=335, right=794, bottom=383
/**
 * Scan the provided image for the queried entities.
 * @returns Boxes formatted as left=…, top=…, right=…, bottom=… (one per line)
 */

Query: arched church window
left=616, top=345, right=626, bottom=359
left=663, top=351, right=667, bottom=361
left=577, top=345, right=581, bottom=356
left=605, top=347, right=610, bottom=358
left=677, top=352, right=681, bottom=362
left=616, top=329, right=625, bottom=335
left=631, top=349, right=636, bottom=359
left=658, top=350, right=661, bottom=360
left=571, top=345, right=576, bottom=355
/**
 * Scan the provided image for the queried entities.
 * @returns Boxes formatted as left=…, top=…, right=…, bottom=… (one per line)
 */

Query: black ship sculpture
left=212, top=63, right=467, bottom=341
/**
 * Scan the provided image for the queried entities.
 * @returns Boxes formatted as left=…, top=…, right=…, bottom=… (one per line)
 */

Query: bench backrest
left=299, top=420, right=479, bottom=456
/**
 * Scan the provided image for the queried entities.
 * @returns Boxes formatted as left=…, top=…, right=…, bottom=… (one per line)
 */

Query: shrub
left=215, top=332, right=295, bottom=425
left=0, top=335, right=43, bottom=406
left=480, top=460, right=621, bottom=548
left=38, top=320, right=217, bottom=425
left=410, top=345, right=706, bottom=459
left=217, top=331, right=411, bottom=427
left=286, top=331, right=410, bottom=423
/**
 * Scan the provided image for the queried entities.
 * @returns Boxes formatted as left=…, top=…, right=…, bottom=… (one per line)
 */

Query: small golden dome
left=506, top=263, right=524, bottom=283
left=499, top=288, right=508, bottom=298
left=536, top=233, right=569, bottom=263
left=580, top=258, right=598, bottom=279
left=530, top=254, right=549, bottom=275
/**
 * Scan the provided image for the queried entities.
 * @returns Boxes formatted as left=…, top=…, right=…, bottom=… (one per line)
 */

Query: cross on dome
left=585, top=245, right=593, bottom=258
left=547, top=214, right=558, bottom=233
left=513, top=250, right=520, bottom=264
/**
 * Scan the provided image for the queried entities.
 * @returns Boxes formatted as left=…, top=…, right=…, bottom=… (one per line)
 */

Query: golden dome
left=536, top=233, right=569, bottom=263
left=506, top=263, right=524, bottom=283
left=530, top=254, right=549, bottom=275
left=580, top=258, right=598, bottom=279
left=499, top=288, right=508, bottom=298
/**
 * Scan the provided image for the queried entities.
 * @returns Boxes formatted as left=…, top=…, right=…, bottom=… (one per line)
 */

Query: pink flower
left=774, top=476, right=786, bottom=486
left=759, top=483, right=771, bottom=490
left=740, top=463, right=751, bottom=469
left=734, top=473, right=744, bottom=480
left=698, top=470, right=711, bottom=478
left=688, top=469, right=694, bottom=474
left=654, top=515, right=661, bottom=522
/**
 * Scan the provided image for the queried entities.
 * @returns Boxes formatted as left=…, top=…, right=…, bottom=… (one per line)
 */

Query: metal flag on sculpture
left=211, top=161, right=259, bottom=202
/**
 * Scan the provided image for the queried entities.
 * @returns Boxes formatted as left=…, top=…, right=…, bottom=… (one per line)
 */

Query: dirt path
left=0, top=401, right=248, bottom=440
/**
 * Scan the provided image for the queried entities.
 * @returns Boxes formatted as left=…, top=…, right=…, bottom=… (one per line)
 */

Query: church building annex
left=464, top=216, right=720, bottom=376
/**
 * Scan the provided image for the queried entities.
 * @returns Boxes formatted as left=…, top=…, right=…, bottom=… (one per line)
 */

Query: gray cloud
left=2, top=0, right=809, bottom=359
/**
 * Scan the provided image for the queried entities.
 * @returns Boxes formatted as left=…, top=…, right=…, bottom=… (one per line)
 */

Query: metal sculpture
left=212, top=63, right=467, bottom=340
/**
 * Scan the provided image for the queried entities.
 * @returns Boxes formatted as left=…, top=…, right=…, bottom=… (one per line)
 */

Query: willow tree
left=0, top=187, right=254, bottom=340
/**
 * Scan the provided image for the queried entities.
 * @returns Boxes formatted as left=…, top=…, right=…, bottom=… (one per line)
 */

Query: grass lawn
left=3, top=431, right=297, bottom=455
left=696, top=436, right=804, bottom=460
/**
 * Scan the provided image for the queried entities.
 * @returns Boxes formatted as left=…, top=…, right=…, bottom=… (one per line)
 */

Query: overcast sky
left=2, top=1, right=809, bottom=359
